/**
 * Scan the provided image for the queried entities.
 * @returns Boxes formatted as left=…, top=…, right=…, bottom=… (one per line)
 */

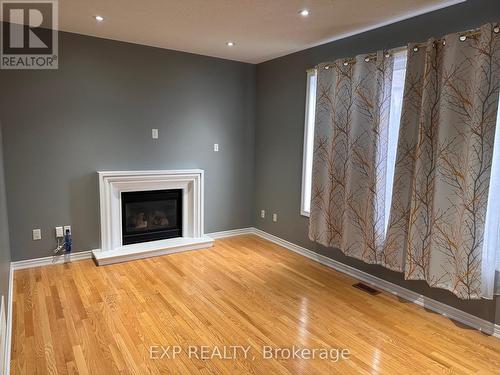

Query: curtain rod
left=316, top=23, right=499, bottom=70
left=411, top=24, right=499, bottom=51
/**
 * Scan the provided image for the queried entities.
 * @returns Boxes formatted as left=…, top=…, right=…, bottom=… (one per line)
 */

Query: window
left=482, top=92, right=500, bottom=295
left=384, top=51, right=407, bottom=234
left=300, top=69, right=317, bottom=216
left=300, top=53, right=408, bottom=221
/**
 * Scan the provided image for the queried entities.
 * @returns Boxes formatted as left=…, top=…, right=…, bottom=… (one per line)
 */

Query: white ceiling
left=11, top=0, right=465, bottom=64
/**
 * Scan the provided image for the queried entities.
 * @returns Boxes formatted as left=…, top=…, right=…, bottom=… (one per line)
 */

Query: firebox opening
left=121, top=189, right=182, bottom=245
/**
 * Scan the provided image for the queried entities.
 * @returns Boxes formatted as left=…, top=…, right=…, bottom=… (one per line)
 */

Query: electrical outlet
left=55, top=226, right=64, bottom=238
left=152, top=129, right=159, bottom=139
left=64, top=225, right=71, bottom=235
left=32, top=228, right=41, bottom=240
left=260, top=210, right=266, bottom=219
left=272, top=213, right=278, bottom=223
left=214, top=143, right=219, bottom=152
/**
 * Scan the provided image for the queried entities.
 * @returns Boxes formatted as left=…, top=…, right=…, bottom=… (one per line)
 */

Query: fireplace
left=93, top=170, right=213, bottom=266
left=121, top=189, right=182, bottom=245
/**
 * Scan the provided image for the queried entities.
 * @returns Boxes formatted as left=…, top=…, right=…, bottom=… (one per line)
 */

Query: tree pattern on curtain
left=387, top=23, right=500, bottom=299
left=309, top=51, right=395, bottom=265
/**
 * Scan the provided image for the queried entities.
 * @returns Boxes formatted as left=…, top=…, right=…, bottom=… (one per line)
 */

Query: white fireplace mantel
left=92, top=169, right=213, bottom=265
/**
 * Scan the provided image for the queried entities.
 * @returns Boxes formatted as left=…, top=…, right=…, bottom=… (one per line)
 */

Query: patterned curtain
left=309, top=23, right=500, bottom=300
left=388, top=23, right=500, bottom=299
left=309, top=51, right=396, bottom=266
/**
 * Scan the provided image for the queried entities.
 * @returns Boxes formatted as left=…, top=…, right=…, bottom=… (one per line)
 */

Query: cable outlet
left=55, top=226, right=64, bottom=238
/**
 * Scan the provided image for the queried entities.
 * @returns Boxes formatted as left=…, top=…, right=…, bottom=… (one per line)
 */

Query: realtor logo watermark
left=1, top=0, right=58, bottom=69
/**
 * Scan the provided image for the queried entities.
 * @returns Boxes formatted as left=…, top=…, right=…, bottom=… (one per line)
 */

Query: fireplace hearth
left=121, top=189, right=182, bottom=245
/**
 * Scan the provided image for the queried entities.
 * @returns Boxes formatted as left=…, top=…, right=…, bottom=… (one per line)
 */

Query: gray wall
left=0, top=123, right=11, bottom=309
left=0, top=30, right=256, bottom=261
left=254, top=0, right=500, bottom=323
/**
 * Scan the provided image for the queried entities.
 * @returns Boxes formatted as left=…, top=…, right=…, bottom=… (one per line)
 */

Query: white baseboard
left=4, top=265, right=13, bottom=375
left=250, top=227, right=500, bottom=339
left=0, top=296, right=5, bottom=375
left=207, top=228, right=255, bottom=239
left=11, top=227, right=256, bottom=269
left=11, top=250, right=93, bottom=271
left=11, top=227, right=255, bottom=270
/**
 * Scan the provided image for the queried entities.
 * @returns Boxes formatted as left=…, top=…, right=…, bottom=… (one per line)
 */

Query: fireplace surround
left=92, top=170, right=213, bottom=265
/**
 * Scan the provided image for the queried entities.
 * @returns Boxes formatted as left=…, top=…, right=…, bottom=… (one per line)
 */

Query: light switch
left=152, top=129, right=159, bottom=139
left=33, top=228, right=41, bottom=241
left=261, top=210, right=266, bottom=219
left=214, top=143, right=219, bottom=152
left=272, top=213, right=278, bottom=222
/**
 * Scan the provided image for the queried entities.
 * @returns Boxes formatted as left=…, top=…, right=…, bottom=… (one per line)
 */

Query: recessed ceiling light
left=299, top=9, right=310, bottom=17
left=94, top=15, right=104, bottom=22
left=226, top=41, right=235, bottom=47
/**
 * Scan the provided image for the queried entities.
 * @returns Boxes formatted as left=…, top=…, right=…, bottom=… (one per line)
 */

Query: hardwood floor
left=11, top=235, right=500, bottom=374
